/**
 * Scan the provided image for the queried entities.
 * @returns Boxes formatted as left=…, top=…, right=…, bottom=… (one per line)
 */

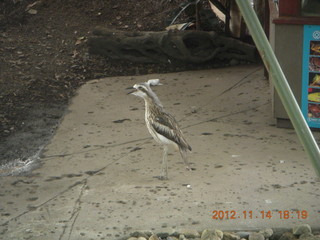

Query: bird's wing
left=150, top=111, right=191, bottom=151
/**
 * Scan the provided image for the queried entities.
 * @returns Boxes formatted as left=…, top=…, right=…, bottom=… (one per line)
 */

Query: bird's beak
left=126, top=86, right=136, bottom=95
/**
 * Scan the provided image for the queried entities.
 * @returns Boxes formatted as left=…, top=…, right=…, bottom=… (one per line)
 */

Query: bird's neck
left=143, top=93, right=163, bottom=109
left=144, top=98, right=159, bottom=109
left=143, top=97, right=163, bottom=118
left=145, top=89, right=163, bottom=108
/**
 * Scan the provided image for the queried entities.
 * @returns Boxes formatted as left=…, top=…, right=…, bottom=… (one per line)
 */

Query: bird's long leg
left=179, top=148, right=193, bottom=171
left=160, top=145, right=169, bottom=180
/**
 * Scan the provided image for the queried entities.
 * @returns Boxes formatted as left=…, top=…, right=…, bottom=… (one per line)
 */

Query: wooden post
left=279, top=0, right=301, bottom=17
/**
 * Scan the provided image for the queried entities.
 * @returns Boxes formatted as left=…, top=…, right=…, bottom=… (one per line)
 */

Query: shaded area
left=89, top=28, right=257, bottom=63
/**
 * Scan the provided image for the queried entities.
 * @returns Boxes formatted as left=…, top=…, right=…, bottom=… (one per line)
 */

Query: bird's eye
left=137, top=86, right=147, bottom=92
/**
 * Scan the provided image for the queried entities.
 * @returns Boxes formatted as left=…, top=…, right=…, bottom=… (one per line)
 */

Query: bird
left=128, top=79, right=192, bottom=180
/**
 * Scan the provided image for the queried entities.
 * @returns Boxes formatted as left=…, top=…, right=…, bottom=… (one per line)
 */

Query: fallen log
left=88, top=27, right=257, bottom=64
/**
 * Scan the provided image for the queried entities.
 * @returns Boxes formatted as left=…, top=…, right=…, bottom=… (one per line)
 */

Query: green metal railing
left=235, top=0, right=320, bottom=177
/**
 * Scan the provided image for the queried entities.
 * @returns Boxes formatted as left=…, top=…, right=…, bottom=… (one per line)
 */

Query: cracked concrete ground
left=0, top=65, right=319, bottom=240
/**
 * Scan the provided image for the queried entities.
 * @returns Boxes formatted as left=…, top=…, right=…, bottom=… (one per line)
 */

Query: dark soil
left=0, top=0, right=231, bottom=168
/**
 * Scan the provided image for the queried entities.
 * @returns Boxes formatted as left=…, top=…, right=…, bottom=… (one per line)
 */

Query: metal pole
left=235, top=0, right=320, bottom=177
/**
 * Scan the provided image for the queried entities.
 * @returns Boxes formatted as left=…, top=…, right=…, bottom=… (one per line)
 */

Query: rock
left=215, top=230, right=224, bottom=239
left=158, top=228, right=176, bottom=238
left=201, top=229, right=221, bottom=240
left=299, top=235, right=320, bottom=240
left=130, top=231, right=150, bottom=238
left=279, top=232, right=298, bottom=240
left=167, top=237, right=179, bottom=240
left=138, top=237, right=147, bottom=240
left=167, top=236, right=179, bottom=240
left=149, top=234, right=160, bottom=240
left=127, top=238, right=137, bottom=240
left=179, top=235, right=188, bottom=240
left=179, top=229, right=200, bottom=238
left=157, top=232, right=169, bottom=238
left=237, top=232, right=252, bottom=238
left=201, top=229, right=213, bottom=240
left=249, top=233, right=265, bottom=240
left=144, top=231, right=154, bottom=237
left=259, top=229, right=273, bottom=239
left=223, top=232, right=241, bottom=240
left=211, top=234, right=221, bottom=240
left=27, top=9, right=38, bottom=15
left=300, top=233, right=314, bottom=240
left=293, top=224, right=312, bottom=236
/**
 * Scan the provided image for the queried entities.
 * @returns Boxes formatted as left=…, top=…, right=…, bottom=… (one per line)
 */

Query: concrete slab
left=0, top=65, right=319, bottom=240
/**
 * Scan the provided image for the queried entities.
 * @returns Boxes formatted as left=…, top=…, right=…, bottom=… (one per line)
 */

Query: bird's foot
left=186, top=166, right=196, bottom=171
left=153, top=175, right=168, bottom=180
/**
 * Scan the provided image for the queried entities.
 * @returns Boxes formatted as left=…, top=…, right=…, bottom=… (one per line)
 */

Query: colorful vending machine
left=302, top=25, right=320, bottom=128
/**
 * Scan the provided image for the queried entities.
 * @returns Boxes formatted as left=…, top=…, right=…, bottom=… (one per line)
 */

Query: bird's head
left=128, top=79, right=163, bottom=106
left=128, top=79, right=162, bottom=99
left=129, top=83, right=149, bottom=98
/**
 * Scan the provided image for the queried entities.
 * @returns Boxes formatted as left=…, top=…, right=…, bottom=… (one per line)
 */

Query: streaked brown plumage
left=129, top=79, right=192, bottom=180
